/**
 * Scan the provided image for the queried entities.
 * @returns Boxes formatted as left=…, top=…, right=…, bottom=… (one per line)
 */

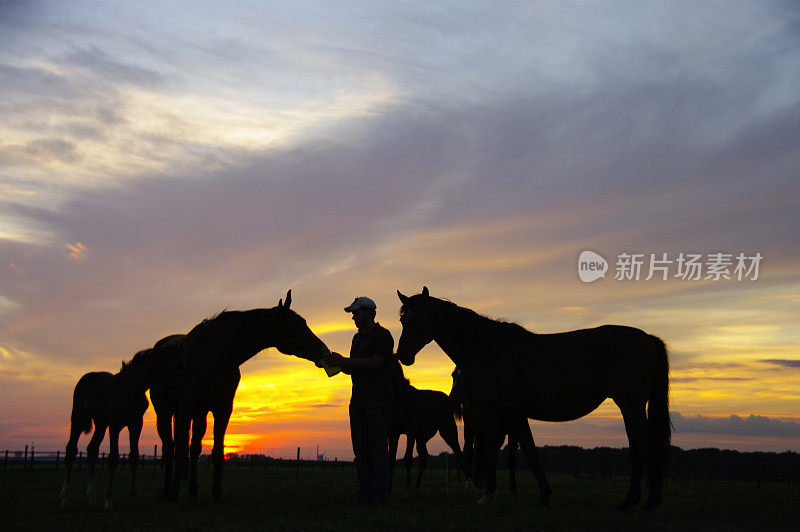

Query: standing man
left=323, top=296, right=394, bottom=504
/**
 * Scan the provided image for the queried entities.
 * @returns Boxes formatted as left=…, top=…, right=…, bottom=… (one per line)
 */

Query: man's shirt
left=349, top=322, right=394, bottom=401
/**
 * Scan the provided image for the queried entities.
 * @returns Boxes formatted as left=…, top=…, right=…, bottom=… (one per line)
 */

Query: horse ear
left=278, top=298, right=283, bottom=308
left=284, top=289, right=292, bottom=310
left=421, top=286, right=429, bottom=297
left=397, top=290, right=409, bottom=304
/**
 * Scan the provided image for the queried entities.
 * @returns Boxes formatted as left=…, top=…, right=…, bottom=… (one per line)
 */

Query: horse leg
left=508, top=417, right=551, bottom=506
left=155, top=406, right=174, bottom=499
left=127, top=420, right=143, bottom=504
left=463, top=423, right=478, bottom=491
left=472, top=432, right=486, bottom=489
left=439, top=416, right=469, bottom=483
left=388, top=431, right=400, bottom=494
left=86, top=421, right=107, bottom=506
left=477, top=419, right=504, bottom=504
left=507, top=434, right=518, bottom=496
left=170, top=407, right=191, bottom=502
left=403, top=435, right=415, bottom=493
left=62, top=425, right=82, bottom=506
left=189, top=412, right=207, bottom=500
left=415, top=439, right=429, bottom=489
left=211, top=406, right=232, bottom=502
left=644, top=428, right=664, bottom=511
left=103, top=425, right=121, bottom=510
left=615, top=399, right=647, bottom=511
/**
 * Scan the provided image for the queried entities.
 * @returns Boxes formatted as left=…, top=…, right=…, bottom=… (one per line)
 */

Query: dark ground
left=1, top=463, right=797, bottom=530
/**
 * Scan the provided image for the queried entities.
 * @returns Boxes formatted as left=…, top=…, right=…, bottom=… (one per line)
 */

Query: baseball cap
left=344, top=296, right=377, bottom=312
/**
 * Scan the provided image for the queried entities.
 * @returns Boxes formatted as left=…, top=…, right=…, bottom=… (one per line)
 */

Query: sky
left=1, top=0, right=799, bottom=459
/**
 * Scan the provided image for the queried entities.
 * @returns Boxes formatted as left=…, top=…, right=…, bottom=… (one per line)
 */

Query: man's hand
left=323, top=351, right=346, bottom=367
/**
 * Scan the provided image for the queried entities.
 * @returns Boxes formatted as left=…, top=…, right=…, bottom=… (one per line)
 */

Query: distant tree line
left=422, top=445, right=800, bottom=484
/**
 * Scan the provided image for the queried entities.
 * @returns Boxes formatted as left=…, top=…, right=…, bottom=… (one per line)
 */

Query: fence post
left=4, top=450, right=8, bottom=471
left=154, top=445, right=158, bottom=476
left=30, top=446, right=34, bottom=471
left=23, top=445, right=28, bottom=473
left=78, top=451, right=83, bottom=471
left=56, top=450, right=60, bottom=471
left=101, top=452, right=105, bottom=471
left=445, top=453, right=449, bottom=490
left=296, top=447, right=300, bottom=480
left=756, top=452, right=761, bottom=491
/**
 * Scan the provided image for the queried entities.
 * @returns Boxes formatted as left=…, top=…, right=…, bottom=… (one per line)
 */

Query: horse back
left=529, top=325, right=657, bottom=371
left=74, top=371, right=113, bottom=405
left=409, top=388, right=453, bottom=437
left=499, top=325, right=662, bottom=420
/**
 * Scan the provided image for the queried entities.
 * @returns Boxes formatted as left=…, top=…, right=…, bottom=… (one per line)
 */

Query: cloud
left=59, top=47, right=166, bottom=88
left=0, top=138, right=81, bottom=166
left=65, top=241, right=87, bottom=260
left=762, top=359, right=800, bottom=369
left=673, top=412, right=800, bottom=438
left=671, top=377, right=754, bottom=383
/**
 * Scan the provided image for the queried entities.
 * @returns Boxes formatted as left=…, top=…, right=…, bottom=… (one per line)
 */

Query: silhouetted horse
left=141, top=334, right=186, bottom=499
left=61, top=339, right=181, bottom=508
left=396, top=287, right=670, bottom=510
left=167, top=290, right=329, bottom=501
left=388, top=359, right=467, bottom=492
left=450, top=368, right=522, bottom=495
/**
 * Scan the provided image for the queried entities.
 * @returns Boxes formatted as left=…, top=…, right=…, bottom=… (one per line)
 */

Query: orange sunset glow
left=1, top=1, right=799, bottom=463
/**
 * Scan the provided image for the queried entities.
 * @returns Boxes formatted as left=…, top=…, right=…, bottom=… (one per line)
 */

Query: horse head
left=273, top=290, right=329, bottom=367
left=396, top=285, right=435, bottom=366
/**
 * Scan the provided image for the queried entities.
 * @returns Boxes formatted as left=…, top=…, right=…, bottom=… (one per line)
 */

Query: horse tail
left=71, top=376, right=93, bottom=435
left=647, top=335, right=672, bottom=469
left=450, top=395, right=463, bottom=421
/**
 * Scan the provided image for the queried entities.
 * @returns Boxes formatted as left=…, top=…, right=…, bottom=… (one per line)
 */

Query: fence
left=0, top=445, right=359, bottom=476
left=3, top=445, right=798, bottom=489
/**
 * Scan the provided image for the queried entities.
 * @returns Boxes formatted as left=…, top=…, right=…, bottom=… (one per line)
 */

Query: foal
left=388, top=359, right=468, bottom=492
left=61, top=339, right=180, bottom=508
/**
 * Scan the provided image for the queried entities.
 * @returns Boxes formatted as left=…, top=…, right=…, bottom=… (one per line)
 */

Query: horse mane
left=119, top=347, right=156, bottom=374
left=402, top=296, right=535, bottom=338
left=391, top=359, right=411, bottom=386
left=190, top=308, right=268, bottom=336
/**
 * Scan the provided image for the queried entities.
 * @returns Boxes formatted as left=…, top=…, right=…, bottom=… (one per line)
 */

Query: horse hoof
left=466, top=480, right=478, bottom=493
left=104, top=499, right=112, bottom=510
left=477, top=492, right=496, bottom=505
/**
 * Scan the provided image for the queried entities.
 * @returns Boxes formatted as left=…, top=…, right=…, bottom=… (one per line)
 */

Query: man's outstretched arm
left=323, top=352, right=385, bottom=371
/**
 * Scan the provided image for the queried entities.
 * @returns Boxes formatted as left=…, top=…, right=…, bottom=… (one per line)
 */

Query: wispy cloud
left=762, top=359, right=800, bottom=369
left=673, top=412, right=800, bottom=439
left=65, top=241, right=86, bottom=260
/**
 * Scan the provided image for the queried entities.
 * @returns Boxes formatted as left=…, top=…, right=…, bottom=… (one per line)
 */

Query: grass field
left=2, top=463, right=797, bottom=530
